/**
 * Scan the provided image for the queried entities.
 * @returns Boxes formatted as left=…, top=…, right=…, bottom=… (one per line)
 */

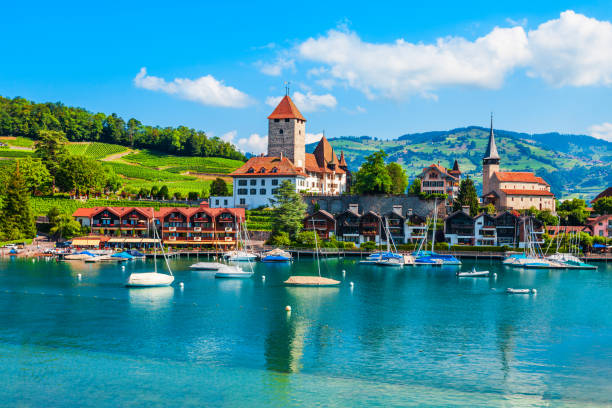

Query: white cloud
left=220, top=130, right=268, bottom=154
left=305, top=132, right=323, bottom=145
left=266, top=91, right=337, bottom=112
left=286, top=11, right=612, bottom=99
left=527, top=10, right=612, bottom=86
left=297, top=26, right=530, bottom=99
left=588, top=122, right=612, bottom=142
left=257, top=58, right=295, bottom=76
left=133, top=67, right=252, bottom=108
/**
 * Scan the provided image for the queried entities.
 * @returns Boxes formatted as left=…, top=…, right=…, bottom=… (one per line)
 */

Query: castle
left=228, top=94, right=350, bottom=208
left=481, top=116, right=555, bottom=212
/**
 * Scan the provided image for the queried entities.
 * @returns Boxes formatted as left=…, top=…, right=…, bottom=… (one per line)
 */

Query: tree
left=158, top=185, right=169, bottom=200
left=593, top=197, right=612, bottom=215
left=150, top=185, right=159, bottom=198
left=387, top=162, right=408, bottom=194
left=0, top=165, right=36, bottom=240
left=138, top=187, right=150, bottom=199
left=484, top=203, right=496, bottom=215
left=55, top=155, right=105, bottom=193
left=408, top=178, right=421, bottom=195
left=271, top=180, right=307, bottom=239
left=210, top=178, right=229, bottom=196
left=103, top=166, right=122, bottom=193
left=188, top=191, right=199, bottom=201
left=295, top=231, right=317, bottom=248
left=536, top=209, right=558, bottom=226
left=15, top=157, right=52, bottom=195
left=49, top=213, right=82, bottom=240
left=267, top=231, right=291, bottom=247
left=354, top=150, right=392, bottom=194
left=452, top=178, right=479, bottom=216
left=34, top=130, right=69, bottom=177
left=173, top=191, right=183, bottom=200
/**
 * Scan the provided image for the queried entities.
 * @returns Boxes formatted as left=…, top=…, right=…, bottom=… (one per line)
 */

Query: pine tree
left=0, top=164, right=36, bottom=240
left=452, top=178, right=479, bottom=216
left=272, top=180, right=307, bottom=240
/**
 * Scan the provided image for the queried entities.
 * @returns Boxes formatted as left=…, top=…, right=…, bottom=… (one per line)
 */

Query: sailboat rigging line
left=312, top=217, right=322, bottom=278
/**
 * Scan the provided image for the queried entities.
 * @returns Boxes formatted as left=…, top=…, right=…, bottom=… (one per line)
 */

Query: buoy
left=77, top=274, right=82, bottom=280
left=342, top=269, right=346, bottom=274
left=350, top=282, right=354, bottom=287
left=531, top=289, right=537, bottom=294
left=493, top=273, right=497, bottom=277
left=179, top=282, right=184, bottom=288
left=285, top=305, right=291, bottom=312
left=121, top=265, right=125, bottom=270
left=262, top=275, right=266, bottom=281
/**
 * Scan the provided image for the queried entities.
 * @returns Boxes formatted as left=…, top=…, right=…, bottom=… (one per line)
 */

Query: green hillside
left=0, top=138, right=242, bottom=197
left=308, top=127, right=612, bottom=200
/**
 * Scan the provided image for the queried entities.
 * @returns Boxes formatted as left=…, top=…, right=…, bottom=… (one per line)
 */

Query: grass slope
left=123, top=150, right=244, bottom=174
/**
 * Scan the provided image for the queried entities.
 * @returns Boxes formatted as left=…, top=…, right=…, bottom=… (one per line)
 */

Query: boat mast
left=431, top=196, right=438, bottom=252
left=312, top=217, right=321, bottom=278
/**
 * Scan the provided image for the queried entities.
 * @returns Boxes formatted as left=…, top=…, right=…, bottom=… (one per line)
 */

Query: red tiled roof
left=267, top=95, right=306, bottom=121
left=420, top=163, right=458, bottom=180
left=229, top=156, right=306, bottom=177
left=593, top=187, right=612, bottom=202
left=339, top=151, right=347, bottom=167
left=501, top=189, right=554, bottom=196
left=154, top=207, right=245, bottom=221
left=72, top=206, right=155, bottom=218
left=494, top=171, right=548, bottom=185
left=546, top=225, right=588, bottom=236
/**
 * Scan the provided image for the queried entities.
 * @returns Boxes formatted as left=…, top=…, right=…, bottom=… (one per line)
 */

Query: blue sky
left=3, top=0, right=612, bottom=153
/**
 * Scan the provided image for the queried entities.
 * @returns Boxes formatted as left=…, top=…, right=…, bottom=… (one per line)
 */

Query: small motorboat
left=223, top=250, right=258, bottom=262
left=85, top=255, right=128, bottom=263
left=376, top=256, right=404, bottom=267
left=215, top=265, right=253, bottom=279
left=506, top=288, right=537, bottom=294
left=457, top=268, right=490, bottom=277
left=190, top=262, right=225, bottom=271
left=359, top=252, right=385, bottom=264
left=261, top=248, right=292, bottom=263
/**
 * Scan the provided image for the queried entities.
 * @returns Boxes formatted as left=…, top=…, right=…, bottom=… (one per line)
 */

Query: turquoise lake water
left=0, top=256, right=611, bottom=407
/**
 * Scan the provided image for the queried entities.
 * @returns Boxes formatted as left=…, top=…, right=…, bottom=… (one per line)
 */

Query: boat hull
left=125, top=272, right=174, bottom=287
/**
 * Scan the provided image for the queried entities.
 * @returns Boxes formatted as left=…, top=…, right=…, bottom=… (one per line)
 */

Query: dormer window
left=247, top=167, right=255, bottom=173
left=259, top=167, right=266, bottom=173
left=271, top=167, right=278, bottom=173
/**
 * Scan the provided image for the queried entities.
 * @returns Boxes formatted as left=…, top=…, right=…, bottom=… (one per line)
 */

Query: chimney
left=392, top=205, right=402, bottom=216
left=280, top=151, right=283, bottom=159
left=462, top=205, right=470, bottom=215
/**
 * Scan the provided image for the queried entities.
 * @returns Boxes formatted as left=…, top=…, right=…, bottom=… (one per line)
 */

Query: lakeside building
left=444, top=208, right=544, bottom=247
left=228, top=94, right=349, bottom=209
left=72, top=204, right=245, bottom=249
left=418, top=161, right=461, bottom=202
left=587, top=214, right=612, bottom=238
left=481, top=116, right=555, bottom=212
left=302, top=210, right=336, bottom=240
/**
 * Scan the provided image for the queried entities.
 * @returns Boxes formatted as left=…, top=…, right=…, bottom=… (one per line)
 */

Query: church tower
left=267, top=94, right=306, bottom=169
left=482, top=114, right=500, bottom=195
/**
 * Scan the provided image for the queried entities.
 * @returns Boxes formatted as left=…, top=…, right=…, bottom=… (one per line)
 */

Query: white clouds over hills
left=134, top=68, right=252, bottom=108
left=265, top=91, right=337, bottom=112
left=296, top=10, right=612, bottom=99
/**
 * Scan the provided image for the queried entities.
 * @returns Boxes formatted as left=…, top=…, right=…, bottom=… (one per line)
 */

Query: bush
left=294, top=231, right=317, bottom=248
left=450, top=245, right=510, bottom=252
left=267, top=231, right=291, bottom=247
left=361, top=241, right=377, bottom=250
left=342, top=241, right=356, bottom=250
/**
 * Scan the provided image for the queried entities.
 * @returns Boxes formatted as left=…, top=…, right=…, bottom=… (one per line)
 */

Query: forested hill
left=307, top=127, right=612, bottom=200
left=0, top=96, right=245, bottom=161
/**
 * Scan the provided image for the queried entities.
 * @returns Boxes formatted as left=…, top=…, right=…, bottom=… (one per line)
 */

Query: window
left=261, top=179, right=265, bottom=186
left=215, top=200, right=219, bottom=205
left=271, top=167, right=278, bottom=173
left=224, top=200, right=228, bottom=206
left=274, top=119, right=279, bottom=122
left=247, top=168, right=254, bottom=173
left=279, top=129, right=284, bottom=134
left=259, top=167, right=266, bottom=173
left=272, top=179, right=278, bottom=186
left=272, top=188, right=278, bottom=194
left=250, top=179, right=257, bottom=186
left=285, top=119, right=289, bottom=122
left=240, top=198, right=245, bottom=205
left=260, top=189, right=266, bottom=195
left=250, top=189, right=256, bottom=195
left=238, top=188, right=247, bottom=195
left=238, top=180, right=247, bottom=186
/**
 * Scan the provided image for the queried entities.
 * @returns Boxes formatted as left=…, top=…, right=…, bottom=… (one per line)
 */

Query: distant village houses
left=418, top=160, right=461, bottom=202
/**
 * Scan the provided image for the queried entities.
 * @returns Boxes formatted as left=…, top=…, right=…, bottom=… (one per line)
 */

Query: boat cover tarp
left=112, top=252, right=134, bottom=259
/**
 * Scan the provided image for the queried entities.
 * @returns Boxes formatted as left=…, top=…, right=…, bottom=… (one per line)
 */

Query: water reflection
left=127, top=286, right=175, bottom=310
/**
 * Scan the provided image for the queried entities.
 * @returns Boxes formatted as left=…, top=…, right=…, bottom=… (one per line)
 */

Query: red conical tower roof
left=267, top=95, right=306, bottom=121
left=339, top=150, right=347, bottom=167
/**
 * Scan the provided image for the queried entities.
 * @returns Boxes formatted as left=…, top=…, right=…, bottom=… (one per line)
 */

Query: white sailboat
left=126, top=220, right=174, bottom=287
left=216, top=218, right=255, bottom=279
left=375, top=218, right=407, bottom=267
left=284, top=218, right=340, bottom=286
left=223, top=221, right=258, bottom=262
left=190, top=262, right=225, bottom=271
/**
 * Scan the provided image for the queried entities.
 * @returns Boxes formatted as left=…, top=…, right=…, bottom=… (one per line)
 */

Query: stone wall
left=267, top=118, right=305, bottom=168
left=303, top=194, right=444, bottom=218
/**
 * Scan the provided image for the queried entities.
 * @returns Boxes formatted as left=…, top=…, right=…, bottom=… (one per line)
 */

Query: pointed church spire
left=484, top=112, right=500, bottom=160
left=452, top=159, right=460, bottom=172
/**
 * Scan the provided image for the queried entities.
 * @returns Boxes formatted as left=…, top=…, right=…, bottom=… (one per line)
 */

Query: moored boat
left=506, top=288, right=537, bottom=294
left=190, top=262, right=225, bottom=271
left=261, top=248, right=292, bottom=262
left=126, top=219, right=174, bottom=288
left=457, top=268, right=490, bottom=277
left=215, top=265, right=253, bottom=278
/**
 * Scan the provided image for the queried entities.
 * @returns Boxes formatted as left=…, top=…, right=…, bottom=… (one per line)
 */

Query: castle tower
left=267, top=94, right=306, bottom=169
left=482, top=113, right=500, bottom=195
